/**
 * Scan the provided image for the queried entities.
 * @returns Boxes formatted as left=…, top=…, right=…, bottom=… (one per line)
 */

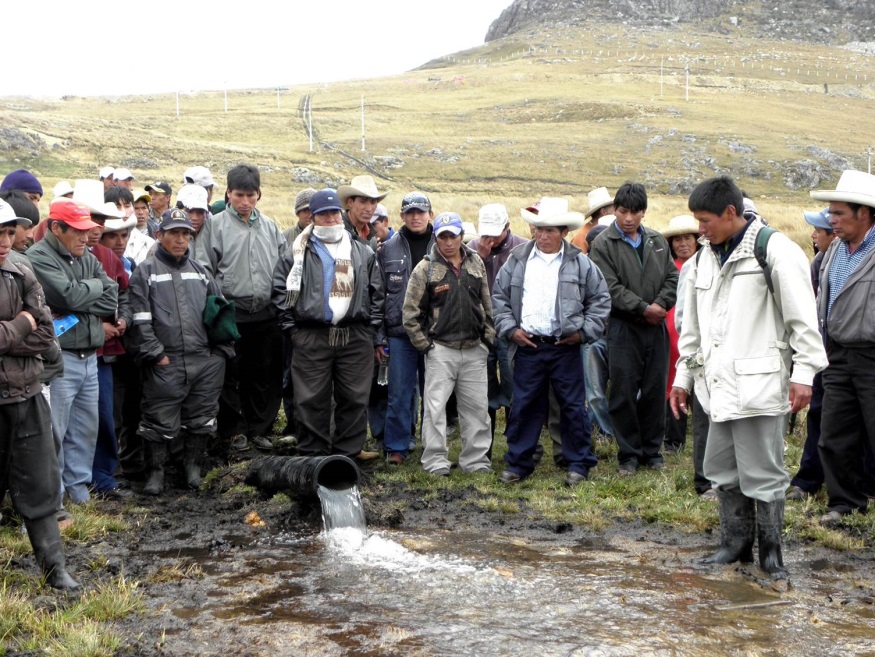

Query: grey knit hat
left=294, top=188, right=317, bottom=214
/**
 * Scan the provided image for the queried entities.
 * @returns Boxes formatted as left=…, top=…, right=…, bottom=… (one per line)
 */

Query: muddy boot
left=24, top=515, right=81, bottom=591
left=757, top=499, right=788, bottom=580
left=183, top=434, right=209, bottom=490
left=143, top=440, right=168, bottom=496
left=700, top=489, right=755, bottom=565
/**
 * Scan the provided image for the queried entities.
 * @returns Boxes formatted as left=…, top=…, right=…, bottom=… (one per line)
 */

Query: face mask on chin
left=313, top=225, right=345, bottom=243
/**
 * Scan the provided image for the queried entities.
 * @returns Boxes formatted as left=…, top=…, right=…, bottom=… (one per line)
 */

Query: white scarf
left=285, top=224, right=354, bottom=324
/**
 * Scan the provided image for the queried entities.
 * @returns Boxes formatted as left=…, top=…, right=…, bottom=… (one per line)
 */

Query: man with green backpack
left=669, top=176, right=827, bottom=580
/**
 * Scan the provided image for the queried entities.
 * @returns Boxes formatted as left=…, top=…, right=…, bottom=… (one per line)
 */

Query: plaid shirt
left=828, top=224, right=875, bottom=318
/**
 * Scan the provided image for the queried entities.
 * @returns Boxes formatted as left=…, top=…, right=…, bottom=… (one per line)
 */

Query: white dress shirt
left=520, top=243, right=563, bottom=336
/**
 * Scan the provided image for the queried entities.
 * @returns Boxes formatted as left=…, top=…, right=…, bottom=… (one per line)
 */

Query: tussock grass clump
left=0, top=576, right=142, bottom=657
left=0, top=506, right=141, bottom=656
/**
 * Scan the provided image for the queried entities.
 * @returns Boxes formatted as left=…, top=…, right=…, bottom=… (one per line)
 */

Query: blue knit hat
left=1, top=169, right=43, bottom=196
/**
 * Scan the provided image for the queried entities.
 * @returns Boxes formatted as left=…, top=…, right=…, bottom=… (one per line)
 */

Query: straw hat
left=584, top=187, right=614, bottom=218
left=337, top=175, right=388, bottom=205
left=810, top=170, right=875, bottom=208
left=661, top=214, right=699, bottom=239
left=520, top=197, right=584, bottom=230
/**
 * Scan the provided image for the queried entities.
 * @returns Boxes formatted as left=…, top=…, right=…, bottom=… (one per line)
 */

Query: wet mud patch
left=71, top=469, right=875, bottom=656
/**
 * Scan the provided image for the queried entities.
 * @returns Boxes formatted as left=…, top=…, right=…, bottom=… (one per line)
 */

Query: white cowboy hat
left=597, top=214, right=616, bottom=227
left=520, top=197, right=585, bottom=230
left=661, top=214, right=699, bottom=239
left=337, top=175, right=388, bottom=205
left=585, top=187, right=614, bottom=218
left=810, top=170, right=875, bottom=208
left=102, top=216, right=137, bottom=232
left=73, top=179, right=124, bottom=218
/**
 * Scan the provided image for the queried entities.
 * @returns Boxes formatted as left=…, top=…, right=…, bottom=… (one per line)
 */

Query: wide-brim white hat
left=661, top=214, right=699, bottom=239
left=103, top=216, right=138, bottom=232
left=73, top=179, right=124, bottom=218
left=585, top=187, right=614, bottom=218
left=337, top=175, right=388, bottom=205
left=520, top=197, right=585, bottom=230
left=810, top=170, right=875, bottom=208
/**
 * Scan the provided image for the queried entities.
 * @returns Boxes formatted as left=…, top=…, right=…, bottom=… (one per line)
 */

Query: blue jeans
left=91, top=359, right=120, bottom=492
left=50, top=352, right=99, bottom=504
left=487, top=337, right=514, bottom=411
left=504, top=343, right=597, bottom=477
left=384, top=335, right=425, bottom=456
left=583, top=337, right=613, bottom=437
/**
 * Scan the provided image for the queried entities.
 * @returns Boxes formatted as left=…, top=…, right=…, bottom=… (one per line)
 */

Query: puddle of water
left=161, top=526, right=875, bottom=656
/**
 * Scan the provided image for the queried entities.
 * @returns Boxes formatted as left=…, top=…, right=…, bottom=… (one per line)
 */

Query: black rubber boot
left=700, top=489, right=755, bottom=565
left=25, top=515, right=81, bottom=591
left=486, top=407, right=497, bottom=461
left=183, top=434, right=208, bottom=490
left=757, top=499, right=789, bottom=580
left=143, top=440, right=168, bottom=496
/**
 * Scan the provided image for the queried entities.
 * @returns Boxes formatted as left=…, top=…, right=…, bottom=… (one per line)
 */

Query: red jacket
left=90, top=244, right=130, bottom=357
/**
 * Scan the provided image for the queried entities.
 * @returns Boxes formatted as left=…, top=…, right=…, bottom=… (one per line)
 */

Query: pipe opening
left=316, top=458, right=359, bottom=491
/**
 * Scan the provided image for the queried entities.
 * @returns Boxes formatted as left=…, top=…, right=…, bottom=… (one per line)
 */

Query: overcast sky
left=7, top=0, right=512, bottom=97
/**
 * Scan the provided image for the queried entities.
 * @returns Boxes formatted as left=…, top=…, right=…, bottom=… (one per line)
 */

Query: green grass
left=368, top=412, right=875, bottom=548
left=0, top=505, right=141, bottom=656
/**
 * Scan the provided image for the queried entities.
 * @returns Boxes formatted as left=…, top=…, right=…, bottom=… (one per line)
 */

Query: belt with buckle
left=529, top=334, right=558, bottom=344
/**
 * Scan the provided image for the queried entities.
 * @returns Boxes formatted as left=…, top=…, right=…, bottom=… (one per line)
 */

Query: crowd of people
left=1, top=162, right=874, bottom=590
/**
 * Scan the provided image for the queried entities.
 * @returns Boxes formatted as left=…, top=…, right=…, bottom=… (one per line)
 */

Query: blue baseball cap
left=159, top=208, right=193, bottom=232
left=803, top=208, right=831, bottom=231
left=310, top=189, right=343, bottom=215
left=434, top=212, right=464, bottom=236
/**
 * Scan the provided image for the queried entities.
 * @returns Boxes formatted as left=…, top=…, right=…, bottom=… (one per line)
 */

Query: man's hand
left=556, top=332, right=581, bottom=346
left=475, top=236, right=495, bottom=260
left=789, top=383, right=812, bottom=414
left=643, top=303, right=667, bottom=326
left=115, top=318, right=127, bottom=336
left=669, top=386, right=689, bottom=420
left=17, top=310, right=37, bottom=331
left=510, top=329, right=537, bottom=348
left=102, top=321, right=121, bottom=341
left=155, top=355, right=170, bottom=366
left=375, top=346, right=387, bottom=363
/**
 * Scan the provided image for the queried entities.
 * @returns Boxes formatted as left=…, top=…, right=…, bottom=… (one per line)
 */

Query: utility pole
left=224, top=87, right=228, bottom=113
left=175, top=90, right=179, bottom=118
left=361, top=95, right=365, bottom=152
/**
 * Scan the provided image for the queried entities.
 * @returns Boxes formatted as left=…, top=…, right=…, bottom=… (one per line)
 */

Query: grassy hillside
left=1, top=23, right=873, bottom=249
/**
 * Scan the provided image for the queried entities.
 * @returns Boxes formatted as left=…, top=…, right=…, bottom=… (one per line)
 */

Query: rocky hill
left=486, top=0, right=875, bottom=45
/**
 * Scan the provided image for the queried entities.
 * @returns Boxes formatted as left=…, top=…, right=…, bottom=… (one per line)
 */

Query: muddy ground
left=63, top=457, right=875, bottom=657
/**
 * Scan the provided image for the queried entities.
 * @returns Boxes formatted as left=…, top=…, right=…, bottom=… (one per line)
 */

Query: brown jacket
left=0, top=259, right=56, bottom=404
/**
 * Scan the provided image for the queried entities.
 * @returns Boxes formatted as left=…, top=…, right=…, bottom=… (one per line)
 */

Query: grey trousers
left=704, top=414, right=789, bottom=502
left=421, top=343, right=491, bottom=473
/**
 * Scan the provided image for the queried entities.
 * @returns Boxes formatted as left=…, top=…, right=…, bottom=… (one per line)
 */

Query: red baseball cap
left=48, top=199, right=100, bottom=230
